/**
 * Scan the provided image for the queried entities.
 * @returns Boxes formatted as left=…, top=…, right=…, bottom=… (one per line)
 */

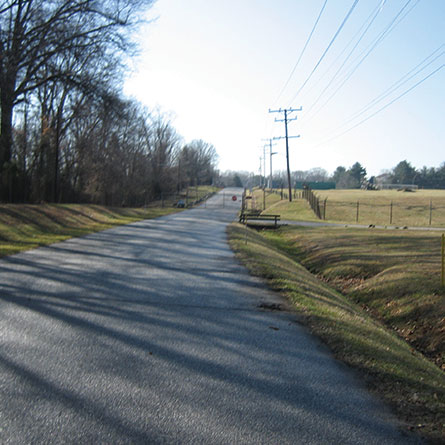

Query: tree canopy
left=0, top=0, right=220, bottom=204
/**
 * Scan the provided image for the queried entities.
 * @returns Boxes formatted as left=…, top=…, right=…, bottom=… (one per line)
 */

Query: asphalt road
left=0, top=188, right=422, bottom=444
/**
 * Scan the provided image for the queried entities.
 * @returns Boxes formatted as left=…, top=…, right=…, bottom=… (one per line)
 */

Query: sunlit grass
left=228, top=223, right=445, bottom=442
left=317, top=189, right=445, bottom=226
left=247, top=188, right=445, bottom=227
left=0, top=203, right=181, bottom=258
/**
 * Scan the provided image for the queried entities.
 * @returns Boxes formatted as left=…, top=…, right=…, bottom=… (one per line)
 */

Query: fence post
left=429, top=200, right=433, bottom=226
left=440, top=233, right=445, bottom=287
left=356, top=201, right=359, bottom=223
left=390, top=201, right=393, bottom=225
left=263, top=188, right=266, bottom=210
left=323, top=198, right=327, bottom=220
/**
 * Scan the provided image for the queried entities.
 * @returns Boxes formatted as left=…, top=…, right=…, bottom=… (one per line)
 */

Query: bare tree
left=178, top=139, right=218, bottom=188
left=0, top=0, right=153, bottom=201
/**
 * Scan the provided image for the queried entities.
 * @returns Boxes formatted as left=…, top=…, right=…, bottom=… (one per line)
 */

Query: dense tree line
left=290, top=160, right=445, bottom=189
left=387, top=160, right=445, bottom=189
left=243, top=160, right=445, bottom=190
left=0, top=0, right=218, bottom=204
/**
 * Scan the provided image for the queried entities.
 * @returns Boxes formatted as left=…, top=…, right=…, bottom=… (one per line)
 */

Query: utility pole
left=263, top=144, right=266, bottom=188
left=259, top=156, right=263, bottom=187
left=259, top=144, right=268, bottom=188
left=262, top=138, right=277, bottom=189
left=269, top=107, right=302, bottom=202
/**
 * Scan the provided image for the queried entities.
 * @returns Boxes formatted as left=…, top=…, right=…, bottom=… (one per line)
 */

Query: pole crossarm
left=275, top=118, right=298, bottom=124
left=269, top=107, right=302, bottom=113
left=273, top=135, right=300, bottom=140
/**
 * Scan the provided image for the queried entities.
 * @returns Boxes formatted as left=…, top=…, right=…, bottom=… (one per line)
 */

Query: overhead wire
left=301, top=0, right=386, bottom=100
left=288, top=0, right=361, bottom=104
left=306, top=0, right=420, bottom=120
left=304, top=0, right=387, bottom=116
left=311, top=63, right=444, bottom=149
left=272, top=0, right=328, bottom=107
left=337, top=44, right=445, bottom=129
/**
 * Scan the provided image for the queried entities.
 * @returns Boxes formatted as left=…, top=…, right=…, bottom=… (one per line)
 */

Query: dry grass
left=249, top=188, right=445, bottom=227
left=317, top=189, right=445, bottom=226
left=0, top=203, right=180, bottom=257
left=247, top=189, right=319, bottom=221
left=228, top=223, right=445, bottom=442
left=274, top=226, right=445, bottom=370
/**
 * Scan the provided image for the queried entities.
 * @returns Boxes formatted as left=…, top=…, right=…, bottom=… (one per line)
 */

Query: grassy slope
left=273, top=225, right=445, bottom=366
left=228, top=223, right=445, bottom=442
left=247, top=190, right=319, bottom=221
left=0, top=203, right=180, bottom=257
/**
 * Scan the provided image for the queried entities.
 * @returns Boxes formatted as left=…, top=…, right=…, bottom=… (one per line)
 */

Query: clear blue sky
left=124, top=0, right=444, bottom=177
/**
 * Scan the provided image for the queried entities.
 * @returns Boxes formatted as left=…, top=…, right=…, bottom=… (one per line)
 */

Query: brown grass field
left=249, top=188, right=445, bottom=227
left=316, top=189, right=445, bottom=226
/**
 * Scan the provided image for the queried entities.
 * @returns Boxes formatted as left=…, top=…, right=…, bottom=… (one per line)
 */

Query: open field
left=315, top=189, right=445, bottom=226
left=228, top=223, right=445, bottom=442
left=248, top=188, right=445, bottom=227
left=0, top=204, right=181, bottom=258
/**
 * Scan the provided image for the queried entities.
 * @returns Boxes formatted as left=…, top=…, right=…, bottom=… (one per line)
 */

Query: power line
left=337, top=45, right=444, bottom=129
left=302, top=0, right=386, bottom=102
left=304, top=0, right=387, bottom=116
left=312, top=63, right=444, bottom=149
left=306, top=0, right=420, bottom=120
left=272, top=0, right=328, bottom=107
left=289, top=0, right=361, bottom=104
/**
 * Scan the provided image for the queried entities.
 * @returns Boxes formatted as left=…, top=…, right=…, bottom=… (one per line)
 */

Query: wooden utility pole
left=269, top=107, right=302, bottom=202
left=261, top=138, right=277, bottom=189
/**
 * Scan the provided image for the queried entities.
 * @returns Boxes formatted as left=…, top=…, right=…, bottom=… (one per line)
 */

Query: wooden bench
left=240, top=213, right=281, bottom=228
left=239, top=210, right=261, bottom=223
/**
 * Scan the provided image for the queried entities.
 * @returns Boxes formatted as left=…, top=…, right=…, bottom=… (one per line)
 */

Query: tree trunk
left=0, top=95, right=14, bottom=201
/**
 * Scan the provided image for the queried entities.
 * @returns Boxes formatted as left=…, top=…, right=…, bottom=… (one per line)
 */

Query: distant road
left=0, top=188, right=420, bottom=444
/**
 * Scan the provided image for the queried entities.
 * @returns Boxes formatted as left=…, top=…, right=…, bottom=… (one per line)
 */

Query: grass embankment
left=0, top=203, right=180, bottom=258
left=275, top=226, right=445, bottom=368
left=246, top=189, right=319, bottom=221
left=228, top=223, right=445, bottom=442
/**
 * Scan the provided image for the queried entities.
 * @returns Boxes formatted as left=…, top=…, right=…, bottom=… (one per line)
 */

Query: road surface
left=0, top=188, right=421, bottom=444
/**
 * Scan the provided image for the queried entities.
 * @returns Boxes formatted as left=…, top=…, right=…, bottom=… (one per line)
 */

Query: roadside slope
left=0, top=203, right=180, bottom=257
left=228, top=223, right=445, bottom=443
